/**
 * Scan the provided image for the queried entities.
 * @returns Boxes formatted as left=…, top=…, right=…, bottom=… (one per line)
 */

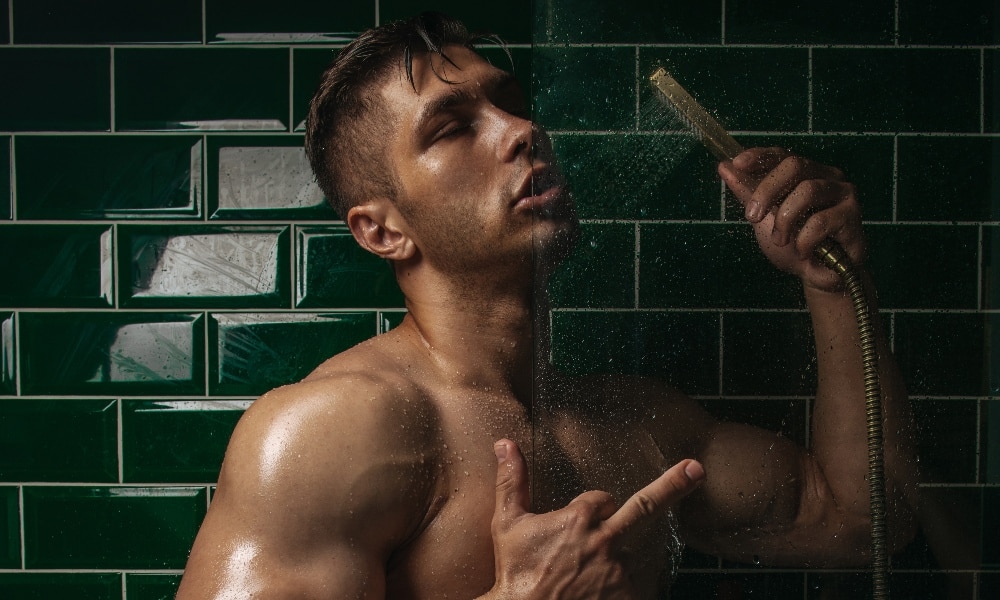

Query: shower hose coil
left=813, top=239, right=890, bottom=600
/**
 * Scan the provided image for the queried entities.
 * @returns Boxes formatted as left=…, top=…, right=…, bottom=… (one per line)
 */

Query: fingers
left=604, top=459, right=705, bottom=536
left=493, top=439, right=530, bottom=531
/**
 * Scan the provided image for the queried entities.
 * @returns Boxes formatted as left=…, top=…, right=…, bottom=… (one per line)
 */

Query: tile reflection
left=20, top=313, right=203, bottom=395
left=1, top=314, right=13, bottom=394
left=217, top=146, right=323, bottom=212
left=123, top=227, right=289, bottom=307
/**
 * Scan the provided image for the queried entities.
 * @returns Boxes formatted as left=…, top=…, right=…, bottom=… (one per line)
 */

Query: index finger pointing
left=604, top=459, right=705, bottom=535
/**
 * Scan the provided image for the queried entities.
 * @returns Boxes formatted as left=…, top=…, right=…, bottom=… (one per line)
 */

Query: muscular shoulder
left=216, top=363, right=443, bottom=545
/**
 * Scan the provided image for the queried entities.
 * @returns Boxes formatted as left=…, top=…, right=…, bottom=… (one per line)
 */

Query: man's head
left=305, top=12, right=482, bottom=221
left=306, top=13, right=576, bottom=283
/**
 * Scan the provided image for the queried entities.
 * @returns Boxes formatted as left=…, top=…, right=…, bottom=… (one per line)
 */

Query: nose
left=495, top=110, right=533, bottom=163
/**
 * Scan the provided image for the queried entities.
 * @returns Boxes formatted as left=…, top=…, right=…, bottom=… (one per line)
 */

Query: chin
left=532, top=216, right=580, bottom=276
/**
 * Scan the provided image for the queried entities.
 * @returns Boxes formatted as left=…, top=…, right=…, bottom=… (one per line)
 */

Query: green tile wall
left=0, top=1, right=995, bottom=598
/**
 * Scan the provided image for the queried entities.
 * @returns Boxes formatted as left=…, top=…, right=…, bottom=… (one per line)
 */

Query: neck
left=396, top=264, right=552, bottom=402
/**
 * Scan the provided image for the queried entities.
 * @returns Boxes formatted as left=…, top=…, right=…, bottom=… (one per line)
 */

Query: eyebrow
left=412, top=70, right=520, bottom=136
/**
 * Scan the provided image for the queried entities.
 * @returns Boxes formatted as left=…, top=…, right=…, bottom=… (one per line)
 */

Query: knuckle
left=631, top=491, right=660, bottom=518
left=783, top=155, right=808, bottom=174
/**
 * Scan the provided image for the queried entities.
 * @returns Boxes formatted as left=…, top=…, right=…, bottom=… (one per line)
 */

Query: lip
left=513, top=165, right=566, bottom=213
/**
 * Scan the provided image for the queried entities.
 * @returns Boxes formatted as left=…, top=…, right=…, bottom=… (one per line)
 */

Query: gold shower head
left=649, top=67, right=745, bottom=162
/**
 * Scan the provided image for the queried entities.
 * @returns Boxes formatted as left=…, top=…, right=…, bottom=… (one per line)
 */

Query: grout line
left=9, top=134, right=16, bottom=220
left=117, top=399, right=124, bottom=484
left=980, top=48, right=986, bottom=134
left=18, top=485, right=25, bottom=569
left=807, top=47, right=813, bottom=132
left=975, top=398, right=982, bottom=483
left=718, top=313, right=724, bottom=396
left=109, top=48, right=116, bottom=133
left=7, top=0, right=12, bottom=44
left=634, top=47, right=640, bottom=130
left=121, top=571, right=127, bottom=599
left=201, top=0, right=207, bottom=45
left=893, top=0, right=900, bottom=46
left=720, top=0, right=726, bottom=45
left=375, top=0, right=380, bottom=27
left=633, top=223, right=640, bottom=308
left=891, top=135, right=899, bottom=222
left=977, top=225, right=983, bottom=311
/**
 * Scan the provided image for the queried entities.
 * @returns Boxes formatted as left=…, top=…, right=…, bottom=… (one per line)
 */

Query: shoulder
left=213, top=359, right=444, bottom=544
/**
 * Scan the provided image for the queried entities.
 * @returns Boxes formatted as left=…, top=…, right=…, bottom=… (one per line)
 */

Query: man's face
left=379, top=45, right=577, bottom=275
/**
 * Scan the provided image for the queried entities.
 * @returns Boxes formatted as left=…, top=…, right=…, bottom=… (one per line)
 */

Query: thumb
left=718, top=160, right=756, bottom=207
left=492, top=439, right=530, bottom=532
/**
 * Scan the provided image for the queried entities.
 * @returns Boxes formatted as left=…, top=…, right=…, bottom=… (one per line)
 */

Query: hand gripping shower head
left=648, top=66, right=892, bottom=600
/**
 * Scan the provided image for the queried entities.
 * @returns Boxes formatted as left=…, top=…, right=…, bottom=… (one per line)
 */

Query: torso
left=309, top=326, right=685, bottom=599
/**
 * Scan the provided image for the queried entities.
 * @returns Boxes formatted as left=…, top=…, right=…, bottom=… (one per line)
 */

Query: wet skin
left=176, top=47, right=917, bottom=599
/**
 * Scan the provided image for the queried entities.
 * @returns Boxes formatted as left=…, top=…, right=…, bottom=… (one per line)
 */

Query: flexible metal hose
left=812, top=239, right=890, bottom=600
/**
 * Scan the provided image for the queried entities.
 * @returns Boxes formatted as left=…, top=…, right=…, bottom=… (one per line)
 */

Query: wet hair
left=305, top=12, right=504, bottom=220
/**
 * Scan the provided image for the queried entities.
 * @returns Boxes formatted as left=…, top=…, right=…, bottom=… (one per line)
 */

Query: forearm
left=805, top=271, right=918, bottom=534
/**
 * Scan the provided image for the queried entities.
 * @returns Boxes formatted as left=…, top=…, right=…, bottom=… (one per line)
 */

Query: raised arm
left=659, top=148, right=917, bottom=566
left=176, top=376, right=440, bottom=599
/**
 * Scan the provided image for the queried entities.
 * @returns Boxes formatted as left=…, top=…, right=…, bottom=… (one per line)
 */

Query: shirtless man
left=176, top=13, right=916, bottom=599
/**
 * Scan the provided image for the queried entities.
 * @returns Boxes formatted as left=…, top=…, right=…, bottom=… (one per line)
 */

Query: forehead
left=378, top=45, right=511, bottom=125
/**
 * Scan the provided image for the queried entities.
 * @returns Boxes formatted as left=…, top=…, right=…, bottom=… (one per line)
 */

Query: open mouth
left=513, top=166, right=572, bottom=217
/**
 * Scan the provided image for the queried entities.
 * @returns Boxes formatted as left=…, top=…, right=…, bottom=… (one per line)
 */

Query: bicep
left=177, top=505, right=388, bottom=599
left=677, top=421, right=869, bottom=566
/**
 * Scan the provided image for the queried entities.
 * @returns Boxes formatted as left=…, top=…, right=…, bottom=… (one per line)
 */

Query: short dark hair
left=305, top=12, right=499, bottom=220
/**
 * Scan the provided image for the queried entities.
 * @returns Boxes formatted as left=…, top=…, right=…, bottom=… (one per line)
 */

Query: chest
left=385, top=402, right=678, bottom=598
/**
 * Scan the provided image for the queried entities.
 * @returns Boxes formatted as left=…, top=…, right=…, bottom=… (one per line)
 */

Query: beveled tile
left=550, top=310, right=719, bottom=395
left=722, top=312, right=816, bottom=396
left=912, top=399, right=979, bottom=483
left=115, top=48, right=289, bottom=131
left=296, top=226, right=404, bottom=308
left=0, top=313, right=13, bottom=395
left=207, top=136, right=328, bottom=219
left=210, top=312, right=377, bottom=396
left=206, top=0, right=374, bottom=43
left=0, top=399, right=118, bottom=483
left=19, top=312, right=205, bottom=396
left=639, top=223, right=804, bottom=310
left=899, top=0, right=998, bottom=45
left=122, top=400, right=247, bottom=483
left=118, top=226, right=290, bottom=309
left=533, top=47, right=636, bottom=131
left=543, top=0, right=719, bottom=44
left=894, top=312, right=988, bottom=396
left=14, top=0, right=201, bottom=44
left=547, top=222, right=634, bottom=308
left=1, top=486, right=17, bottom=568
left=23, top=486, right=206, bottom=569
left=866, top=224, right=978, bottom=310
left=15, top=136, right=201, bottom=220
left=380, top=0, right=532, bottom=44
left=0, top=48, right=110, bottom=131
left=1, top=137, right=9, bottom=220
left=725, top=0, right=893, bottom=44
left=551, top=133, right=721, bottom=221
left=813, top=48, right=980, bottom=133
left=0, top=225, right=113, bottom=308
left=640, top=47, right=808, bottom=133
left=125, top=574, right=183, bottom=600
left=0, top=573, right=121, bottom=599
left=897, top=136, right=998, bottom=221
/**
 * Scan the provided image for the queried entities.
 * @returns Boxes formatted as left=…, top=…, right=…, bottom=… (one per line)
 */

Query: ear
left=346, top=201, right=418, bottom=261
